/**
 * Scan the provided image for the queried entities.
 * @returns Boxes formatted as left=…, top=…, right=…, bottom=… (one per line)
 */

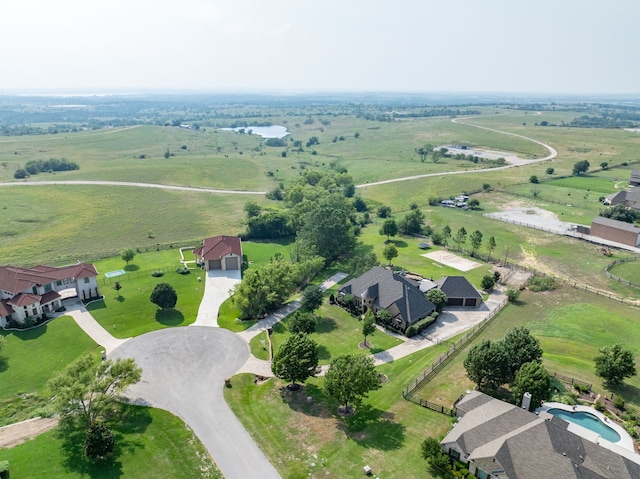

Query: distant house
left=606, top=187, right=640, bottom=211
left=442, top=391, right=640, bottom=479
left=0, top=263, right=99, bottom=328
left=193, top=235, right=243, bottom=271
left=629, top=170, right=640, bottom=187
left=338, top=266, right=436, bottom=332
left=435, top=276, right=482, bottom=307
left=590, top=216, right=640, bottom=247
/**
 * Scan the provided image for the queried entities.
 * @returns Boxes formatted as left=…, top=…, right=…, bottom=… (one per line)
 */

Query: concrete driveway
left=194, top=269, right=242, bottom=327
left=110, top=326, right=280, bottom=479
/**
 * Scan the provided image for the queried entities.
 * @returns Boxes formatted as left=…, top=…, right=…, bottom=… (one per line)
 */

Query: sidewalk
left=65, top=300, right=130, bottom=354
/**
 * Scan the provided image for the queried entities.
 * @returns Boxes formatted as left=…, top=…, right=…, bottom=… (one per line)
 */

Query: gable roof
left=592, top=216, right=640, bottom=234
left=443, top=391, right=640, bottom=479
left=630, top=170, right=640, bottom=185
left=435, top=276, right=482, bottom=299
left=194, top=236, right=242, bottom=261
left=0, top=263, right=98, bottom=295
left=339, top=266, right=435, bottom=326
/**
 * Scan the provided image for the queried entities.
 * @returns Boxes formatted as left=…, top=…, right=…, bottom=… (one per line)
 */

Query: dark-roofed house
left=441, top=391, right=640, bottom=479
left=338, top=266, right=435, bottom=332
left=590, top=216, right=640, bottom=247
left=193, top=235, right=243, bottom=271
left=435, top=276, right=482, bottom=307
left=0, top=263, right=99, bottom=328
left=606, top=188, right=640, bottom=211
left=629, top=170, right=640, bottom=187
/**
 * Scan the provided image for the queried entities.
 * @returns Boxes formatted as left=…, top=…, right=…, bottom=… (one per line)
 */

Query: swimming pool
left=547, top=408, right=621, bottom=443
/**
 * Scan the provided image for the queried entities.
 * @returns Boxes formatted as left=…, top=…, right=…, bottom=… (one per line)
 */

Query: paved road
left=110, top=327, right=281, bottom=479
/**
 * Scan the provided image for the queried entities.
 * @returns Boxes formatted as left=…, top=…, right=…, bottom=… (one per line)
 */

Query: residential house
left=605, top=188, right=640, bottom=211
left=442, top=391, right=640, bottom=479
left=629, top=170, right=640, bottom=187
left=435, top=276, right=482, bottom=307
left=0, top=263, right=99, bottom=327
left=590, top=216, right=640, bottom=247
left=193, top=235, right=243, bottom=271
left=338, top=266, right=436, bottom=332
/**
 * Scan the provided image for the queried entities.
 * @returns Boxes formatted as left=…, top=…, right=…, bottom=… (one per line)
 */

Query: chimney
left=521, top=392, right=532, bottom=411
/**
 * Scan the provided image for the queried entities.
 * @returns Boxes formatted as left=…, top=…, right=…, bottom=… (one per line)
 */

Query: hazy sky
left=1, top=0, right=638, bottom=94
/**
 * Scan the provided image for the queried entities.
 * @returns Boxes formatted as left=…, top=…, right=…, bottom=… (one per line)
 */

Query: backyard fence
left=548, top=371, right=591, bottom=391
left=98, top=264, right=197, bottom=286
left=605, top=257, right=640, bottom=291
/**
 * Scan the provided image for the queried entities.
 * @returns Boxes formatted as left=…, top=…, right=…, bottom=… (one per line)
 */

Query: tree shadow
left=11, top=323, right=48, bottom=341
left=317, top=345, right=331, bottom=361
left=87, top=299, right=106, bottom=311
left=0, top=355, right=7, bottom=373
left=155, top=309, right=185, bottom=326
left=315, top=316, right=337, bottom=334
left=278, top=383, right=333, bottom=418
left=608, top=383, right=640, bottom=403
left=115, top=296, right=125, bottom=303
left=337, top=404, right=406, bottom=450
left=124, top=265, right=139, bottom=272
left=391, top=240, right=408, bottom=248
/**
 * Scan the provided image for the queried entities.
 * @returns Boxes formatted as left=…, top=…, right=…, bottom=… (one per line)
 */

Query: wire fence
left=605, top=256, right=640, bottom=290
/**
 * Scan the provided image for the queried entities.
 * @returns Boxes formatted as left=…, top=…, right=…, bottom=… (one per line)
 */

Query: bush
left=505, top=287, right=520, bottom=302
left=594, top=400, right=605, bottom=412
left=0, top=461, right=8, bottom=479
left=175, top=266, right=190, bottom=275
left=151, top=270, right=164, bottom=277
left=614, top=395, right=625, bottom=411
left=529, top=175, right=539, bottom=184
left=406, top=325, right=418, bottom=338
left=527, top=276, right=555, bottom=292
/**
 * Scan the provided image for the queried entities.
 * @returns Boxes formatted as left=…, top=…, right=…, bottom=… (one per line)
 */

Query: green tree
left=502, top=327, right=543, bottom=383
left=506, top=287, right=520, bottom=302
left=453, top=227, right=467, bottom=252
left=415, top=144, right=433, bottom=162
left=467, top=198, right=480, bottom=210
left=511, top=361, right=552, bottom=411
left=442, top=225, right=452, bottom=247
left=546, top=167, right=555, bottom=175
left=487, top=236, right=497, bottom=261
left=164, top=148, right=171, bottom=159
left=572, top=160, right=590, bottom=175
left=150, top=283, right=178, bottom=309
left=398, top=209, right=425, bottom=235
left=463, top=340, right=510, bottom=393
left=382, top=243, right=398, bottom=265
left=470, top=230, right=483, bottom=257
left=362, top=311, right=376, bottom=347
left=481, top=274, right=495, bottom=291
left=84, top=421, right=115, bottom=460
left=347, top=251, right=379, bottom=277
left=272, top=333, right=319, bottom=390
left=288, top=311, right=317, bottom=335
left=594, top=344, right=637, bottom=386
left=324, top=354, right=381, bottom=414
left=600, top=162, right=609, bottom=170
left=529, top=175, right=539, bottom=184
left=426, top=288, right=448, bottom=311
left=354, top=132, right=360, bottom=139
left=300, top=284, right=324, bottom=312
left=120, top=248, right=135, bottom=266
left=377, top=205, right=392, bottom=218
left=600, top=204, right=639, bottom=223
left=48, top=354, right=142, bottom=427
left=379, top=219, right=398, bottom=242
left=243, top=201, right=262, bottom=218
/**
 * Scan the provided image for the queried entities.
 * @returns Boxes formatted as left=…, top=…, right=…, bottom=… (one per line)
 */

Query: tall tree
left=442, top=225, right=452, bottom=247
left=120, top=248, right=135, bottom=266
left=463, top=340, right=510, bottom=393
left=272, top=333, right=319, bottom=390
left=502, top=327, right=543, bottom=383
left=487, top=236, right=497, bottom=261
left=288, top=311, right=317, bottom=335
left=572, top=160, right=590, bottom=175
left=300, top=284, right=324, bottom=312
left=150, top=283, right=178, bottom=310
left=379, top=219, right=398, bottom=242
left=324, top=354, right=381, bottom=414
left=453, top=227, right=467, bottom=252
left=48, top=354, right=142, bottom=427
left=470, top=230, right=483, bottom=257
left=84, top=421, right=115, bottom=460
left=398, top=209, right=425, bottom=235
left=594, top=344, right=637, bottom=386
left=382, top=244, right=398, bottom=265
left=511, top=361, right=552, bottom=411
left=362, top=310, right=376, bottom=348
left=426, top=288, right=447, bottom=311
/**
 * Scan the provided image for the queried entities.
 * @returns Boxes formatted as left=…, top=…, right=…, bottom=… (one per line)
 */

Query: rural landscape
left=1, top=92, right=640, bottom=479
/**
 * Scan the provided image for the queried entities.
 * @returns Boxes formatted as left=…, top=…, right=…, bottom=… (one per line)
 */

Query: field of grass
left=254, top=301, right=403, bottom=366
left=224, top=343, right=455, bottom=479
left=0, top=405, right=221, bottom=479
left=608, top=259, right=640, bottom=285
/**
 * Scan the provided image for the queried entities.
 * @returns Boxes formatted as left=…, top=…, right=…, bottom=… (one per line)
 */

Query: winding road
left=0, top=115, right=557, bottom=193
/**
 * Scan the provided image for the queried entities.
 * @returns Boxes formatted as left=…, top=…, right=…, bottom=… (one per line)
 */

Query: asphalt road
left=110, top=327, right=281, bottom=479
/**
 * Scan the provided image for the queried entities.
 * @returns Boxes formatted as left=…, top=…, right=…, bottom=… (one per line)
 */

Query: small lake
left=219, top=125, right=289, bottom=139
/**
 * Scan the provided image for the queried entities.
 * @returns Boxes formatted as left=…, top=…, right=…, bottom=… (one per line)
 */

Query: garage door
left=225, top=257, right=239, bottom=270
left=208, top=259, right=222, bottom=270
left=464, top=298, right=478, bottom=307
left=448, top=298, right=463, bottom=306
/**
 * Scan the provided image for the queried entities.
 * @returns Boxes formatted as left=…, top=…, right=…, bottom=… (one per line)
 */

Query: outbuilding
left=193, top=236, right=243, bottom=271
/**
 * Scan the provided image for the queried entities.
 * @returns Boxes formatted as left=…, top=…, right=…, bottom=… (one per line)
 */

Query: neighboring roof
left=419, top=278, right=438, bottom=292
left=0, top=263, right=98, bottom=295
left=592, top=216, right=640, bottom=234
left=195, top=236, right=242, bottom=261
left=339, top=266, right=435, bottom=325
left=630, top=170, right=640, bottom=184
left=608, top=188, right=640, bottom=209
left=40, top=290, right=61, bottom=304
left=443, top=391, right=640, bottom=479
left=7, top=292, right=41, bottom=307
left=435, top=276, right=482, bottom=299
left=0, top=299, right=12, bottom=317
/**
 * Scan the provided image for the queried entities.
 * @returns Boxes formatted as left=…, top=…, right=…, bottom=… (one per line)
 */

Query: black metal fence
left=549, top=371, right=591, bottom=391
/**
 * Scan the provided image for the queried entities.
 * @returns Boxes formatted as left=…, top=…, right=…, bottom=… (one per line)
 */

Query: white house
left=0, top=263, right=99, bottom=327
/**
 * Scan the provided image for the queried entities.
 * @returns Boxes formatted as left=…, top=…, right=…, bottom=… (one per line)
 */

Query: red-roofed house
left=0, top=263, right=99, bottom=327
left=193, top=236, right=243, bottom=271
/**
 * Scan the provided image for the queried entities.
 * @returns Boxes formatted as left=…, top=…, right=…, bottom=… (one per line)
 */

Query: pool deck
left=536, top=402, right=637, bottom=457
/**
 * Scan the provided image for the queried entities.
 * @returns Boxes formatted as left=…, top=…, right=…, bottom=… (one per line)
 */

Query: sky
left=1, top=0, right=639, bottom=95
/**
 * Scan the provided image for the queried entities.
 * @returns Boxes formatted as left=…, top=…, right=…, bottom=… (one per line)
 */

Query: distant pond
left=218, top=125, right=289, bottom=139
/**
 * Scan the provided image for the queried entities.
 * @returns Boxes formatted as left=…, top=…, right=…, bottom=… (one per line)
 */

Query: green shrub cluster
left=573, top=383, right=590, bottom=394
left=527, top=276, right=555, bottom=292
left=175, top=266, right=190, bottom=275
left=151, top=271, right=164, bottom=277
left=406, top=315, right=438, bottom=338
left=0, top=460, right=9, bottom=479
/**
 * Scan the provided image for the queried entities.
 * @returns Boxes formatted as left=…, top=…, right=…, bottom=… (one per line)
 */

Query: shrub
left=594, top=400, right=605, bottom=412
left=406, top=325, right=418, bottom=337
left=0, top=460, right=9, bottom=479
left=175, top=266, right=190, bottom=275
left=529, top=175, right=539, bottom=184
left=505, top=287, right=520, bottom=302
left=614, top=395, right=626, bottom=411
left=527, top=276, right=555, bottom=292
left=151, top=270, right=164, bottom=277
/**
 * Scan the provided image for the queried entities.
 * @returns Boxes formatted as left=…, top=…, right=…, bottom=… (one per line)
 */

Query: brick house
left=590, top=217, right=640, bottom=247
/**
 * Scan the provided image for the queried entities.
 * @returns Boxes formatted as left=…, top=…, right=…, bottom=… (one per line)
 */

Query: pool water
left=547, top=408, right=621, bottom=443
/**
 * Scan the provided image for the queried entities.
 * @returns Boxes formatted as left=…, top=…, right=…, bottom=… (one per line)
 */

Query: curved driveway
left=110, top=327, right=280, bottom=479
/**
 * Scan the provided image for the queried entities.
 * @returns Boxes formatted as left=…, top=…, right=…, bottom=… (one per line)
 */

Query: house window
left=32, top=308, right=37, bottom=316
left=44, top=284, right=52, bottom=292
left=32, top=286, right=38, bottom=294
left=63, top=278, right=69, bottom=285
left=84, top=277, right=90, bottom=284
left=476, top=469, right=488, bottom=479
left=56, top=280, right=62, bottom=286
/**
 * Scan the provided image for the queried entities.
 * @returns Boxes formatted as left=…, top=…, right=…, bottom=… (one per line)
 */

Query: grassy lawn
left=264, top=302, right=403, bottom=365
left=225, top=343, right=455, bottom=479
left=609, top=259, right=640, bottom=284
left=0, top=405, right=222, bottom=479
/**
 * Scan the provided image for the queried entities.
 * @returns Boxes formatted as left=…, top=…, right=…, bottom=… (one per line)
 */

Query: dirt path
left=0, top=417, right=58, bottom=449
